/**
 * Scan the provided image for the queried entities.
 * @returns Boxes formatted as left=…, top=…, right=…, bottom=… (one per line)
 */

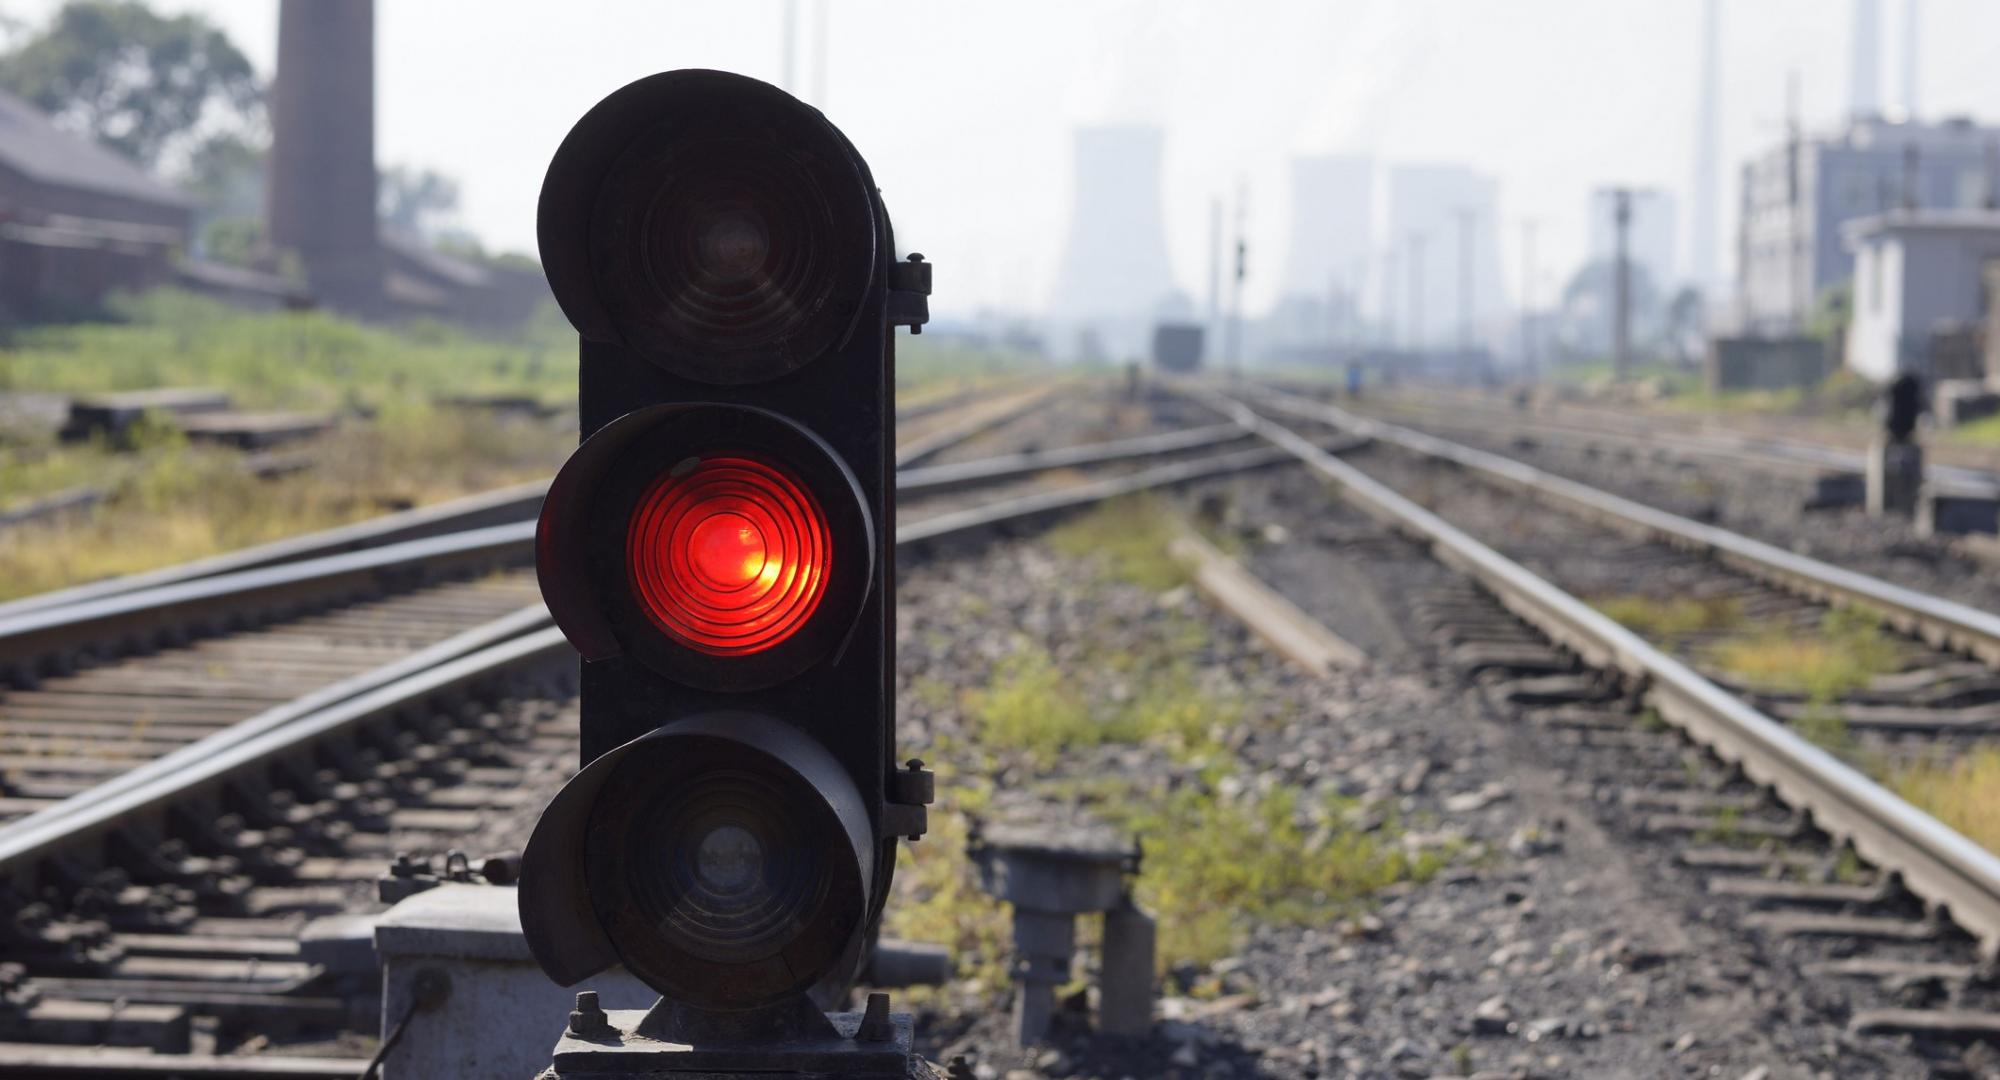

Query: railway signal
left=517, top=69, right=932, bottom=1073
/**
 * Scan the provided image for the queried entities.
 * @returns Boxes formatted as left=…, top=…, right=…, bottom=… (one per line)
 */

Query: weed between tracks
left=1592, top=593, right=1743, bottom=639
left=1707, top=608, right=1900, bottom=700
left=1599, top=594, right=1896, bottom=760
left=890, top=498, right=1448, bottom=994
left=1893, top=748, right=2000, bottom=856
left=1046, top=494, right=1192, bottom=592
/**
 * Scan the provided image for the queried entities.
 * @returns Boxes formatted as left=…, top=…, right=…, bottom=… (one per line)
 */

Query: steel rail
left=893, top=383, right=1065, bottom=468
left=0, top=520, right=538, bottom=673
left=0, top=479, right=550, bottom=620
left=897, top=444, right=1300, bottom=543
left=0, top=387, right=1039, bottom=620
left=0, top=424, right=1257, bottom=667
left=0, top=604, right=553, bottom=839
left=1210, top=388, right=2000, bottom=962
left=0, top=388, right=1030, bottom=621
left=0, top=439, right=1312, bottom=880
left=1249, top=384, right=2000, bottom=668
left=0, top=624, right=570, bottom=879
left=896, top=421, right=1252, bottom=493
left=1370, top=382, right=2000, bottom=498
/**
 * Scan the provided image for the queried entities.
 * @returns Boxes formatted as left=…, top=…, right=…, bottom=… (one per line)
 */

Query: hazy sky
left=12, top=0, right=2000, bottom=323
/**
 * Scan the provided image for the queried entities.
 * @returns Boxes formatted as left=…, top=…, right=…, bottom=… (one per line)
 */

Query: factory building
left=0, top=89, right=195, bottom=321
left=1736, top=114, right=2000, bottom=335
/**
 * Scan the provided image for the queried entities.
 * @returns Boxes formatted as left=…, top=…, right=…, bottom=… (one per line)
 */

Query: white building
left=1844, top=209, right=2000, bottom=380
left=1738, top=115, right=2000, bottom=335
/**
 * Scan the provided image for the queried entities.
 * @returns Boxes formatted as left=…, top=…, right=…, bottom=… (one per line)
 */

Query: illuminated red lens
left=627, top=455, right=831, bottom=656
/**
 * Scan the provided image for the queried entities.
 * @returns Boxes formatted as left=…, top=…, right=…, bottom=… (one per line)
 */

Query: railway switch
left=517, top=69, right=932, bottom=1077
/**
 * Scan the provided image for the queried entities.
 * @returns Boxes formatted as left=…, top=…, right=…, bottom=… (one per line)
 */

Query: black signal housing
left=517, top=68, right=929, bottom=1036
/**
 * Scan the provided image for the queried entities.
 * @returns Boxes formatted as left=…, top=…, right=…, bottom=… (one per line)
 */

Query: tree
left=1662, top=287, right=1706, bottom=367
left=379, top=165, right=461, bottom=241
left=181, top=130, right=263, bottom=217
left=0, top=0, right=262, bottom=170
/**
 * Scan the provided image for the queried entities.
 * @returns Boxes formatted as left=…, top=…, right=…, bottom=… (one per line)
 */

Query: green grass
left=895, top=335, right=1049, bottom=392
left=0, top=406, right=569, bottom=599
left=882, top=763, right=1013, bottom=1005
left=1945, top=413, right=2000, bottom=447
left=1708, top=608, right=1900, bottom=699
left=1047, top=494, right=1191, bottom=592
left=1106, top=780, right=1450, bottom=969
left=0, top=289, right=576, bottom=411
left=1594, top=593, right=1744, bottom=639
left=1893, top=748, right=2000, bottom=857
left=1548, top=358, right=1702, bottom=395
left=969, top=637, right=1238, bottom=767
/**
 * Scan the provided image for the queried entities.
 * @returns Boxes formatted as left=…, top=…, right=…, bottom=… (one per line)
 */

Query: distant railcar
left=1152, top=322, right=1205, bottom=373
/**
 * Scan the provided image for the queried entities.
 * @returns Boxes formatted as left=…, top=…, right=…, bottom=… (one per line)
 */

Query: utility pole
left=1455, top=206, right=1476, bottom=354
left=1227, top=183, right=1247, bottom=378
left=1407, top=231, right=1427, bottom=355
left=1520, top=218, right=1539, bottom=380
left=1611, top=188, right=1633, bottom=382
left=1206, top=197, right=1222, bottom=366
left=1787, top=70, right=1808, bottom=329
left=1382, top=247, right=1400, bottom=350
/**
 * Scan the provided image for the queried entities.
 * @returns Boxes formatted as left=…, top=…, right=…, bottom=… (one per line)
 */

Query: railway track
left=1358, top=381, right=2000, bottom=504
left=1199, top=384, right=2000, bottom=1053
left=0, top=386, right=1305, bottom=1076
left=31, top=374, right=2000, bottom=1072
left=0, top=381, right=1047, bottom=622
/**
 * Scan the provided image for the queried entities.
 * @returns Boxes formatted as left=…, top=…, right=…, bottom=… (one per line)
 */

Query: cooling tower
left=1048, top=125, right=1178, bottom=328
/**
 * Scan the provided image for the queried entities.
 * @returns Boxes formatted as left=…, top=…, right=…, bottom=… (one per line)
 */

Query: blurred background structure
left=3, top=0, right=2000, bottom=393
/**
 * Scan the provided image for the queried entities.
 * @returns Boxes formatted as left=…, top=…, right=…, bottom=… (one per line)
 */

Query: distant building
left=1843, top=209, right=2000, bottom=380
left=1048, top=125, right=1179, bottom=359
left=1587, top=188, right=1679, bottom=294
left=1737, top=114, right=2000, bottom=335
left=1386, top=164, right=1504, bottom=350
left=0, top=89, right=195, bottom=320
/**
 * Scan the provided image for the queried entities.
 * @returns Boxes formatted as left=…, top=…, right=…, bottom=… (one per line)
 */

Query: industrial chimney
left=266, top=0, right=384, bottom=314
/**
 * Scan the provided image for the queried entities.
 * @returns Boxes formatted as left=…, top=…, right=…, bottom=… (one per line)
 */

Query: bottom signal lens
left=627, top=454, right=830, bottom=655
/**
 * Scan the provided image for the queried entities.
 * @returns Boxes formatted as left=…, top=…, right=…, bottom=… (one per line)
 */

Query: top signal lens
left=627, top=455, right=830, bottom=656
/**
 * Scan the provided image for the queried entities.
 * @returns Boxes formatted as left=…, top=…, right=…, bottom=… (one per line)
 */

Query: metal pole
left=1228, top=182, right=1247, bottom=377
left=1520, top=218, right=1538, bottom=380
left=1407, top=231, right=1426, bottom=356
left=1613, top=189, right=1632, bottom=381
left=1383, top=248, right=1399, bottom=350
left=1456, top=207, right=1475, bottom=355
left=1206, top=198, right=1221, bottom=365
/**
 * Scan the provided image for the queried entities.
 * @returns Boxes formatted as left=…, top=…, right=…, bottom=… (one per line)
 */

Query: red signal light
left=627, top=454, right=830, bottom=656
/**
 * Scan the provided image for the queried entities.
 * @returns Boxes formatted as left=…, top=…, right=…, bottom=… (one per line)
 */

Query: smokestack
left=267, top=0, right=382, bottom=314
left=1689, top=0, right=1721, bottom=291
left=1901, top=0, right=1920, bottom=119
left=1849, top=0, right=1882, bottom=118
